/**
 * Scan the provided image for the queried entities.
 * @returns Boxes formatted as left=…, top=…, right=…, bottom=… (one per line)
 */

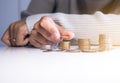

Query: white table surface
left=0, top=46, right=120, bottom=83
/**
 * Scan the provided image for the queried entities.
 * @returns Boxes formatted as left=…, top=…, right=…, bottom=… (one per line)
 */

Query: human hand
left=1, top=20, right=29, bottom=46
left=29, top=16, right=74, bottom=48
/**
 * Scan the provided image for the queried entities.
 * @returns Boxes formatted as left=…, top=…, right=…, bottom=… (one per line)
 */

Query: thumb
left=57, top=25, right=75, bottom=40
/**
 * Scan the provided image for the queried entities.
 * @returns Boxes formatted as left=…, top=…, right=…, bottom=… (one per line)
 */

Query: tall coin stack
left=78, top=39, right=90, bottom=51
left=99, top=34, right=112, bottom=51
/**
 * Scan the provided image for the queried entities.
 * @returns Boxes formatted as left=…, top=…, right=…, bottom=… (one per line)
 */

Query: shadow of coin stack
left=99, top=34, right=112, bottom=51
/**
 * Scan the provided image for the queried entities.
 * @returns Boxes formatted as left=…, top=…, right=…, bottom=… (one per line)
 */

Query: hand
left=1, top=20, right=29, bottom=47
left=29, top=16, right=74, bottom=48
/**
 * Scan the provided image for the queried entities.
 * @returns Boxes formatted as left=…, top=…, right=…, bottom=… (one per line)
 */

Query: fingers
left=56, top=24, right=75, bottom=40
left=1, top=20, right=29, bottom=47
left=9, top=23, right=16, bottom=46
left=14, top=21, right=29, bottom=46
left=29, top=30, right=54, bottom=48
left=30, top=16, right=75, bottom=48
left=34, top=16, right=61, bottom=43
left=39, top=16, right=74, bottom=40
left=1, top=28, right=11, bottom=46
left=16, top=24, right=29, bottom=46
left=29, top=38, right=41, bottom=48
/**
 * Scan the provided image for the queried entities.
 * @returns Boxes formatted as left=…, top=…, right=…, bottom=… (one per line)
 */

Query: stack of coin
left=59, top=41, right=70, bottom=50
left=40, top=45, right=52, bottom=50
left=99, top=34, right=112, bottom=51
left=78, top=39, right=90, bottom=51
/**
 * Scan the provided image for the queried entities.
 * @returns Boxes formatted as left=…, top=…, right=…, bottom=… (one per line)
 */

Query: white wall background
left=0, top=0, right=31, bottom=46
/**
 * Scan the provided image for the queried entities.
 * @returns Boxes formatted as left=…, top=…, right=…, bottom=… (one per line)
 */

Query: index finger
left=36, top=16, right=61, bottom=42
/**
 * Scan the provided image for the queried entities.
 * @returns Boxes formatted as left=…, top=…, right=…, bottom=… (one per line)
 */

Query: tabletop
left=0, top=46, right=120, bottom=83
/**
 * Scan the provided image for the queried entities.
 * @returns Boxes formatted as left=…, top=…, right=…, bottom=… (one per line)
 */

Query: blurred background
left=0, top=0, right=31, bottom=46
left=0, top=0, right=119, bottom=46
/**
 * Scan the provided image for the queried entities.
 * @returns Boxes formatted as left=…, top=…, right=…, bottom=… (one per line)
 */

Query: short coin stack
left=40, top=45, right=52, bottom=50
left=99, top=34, right=112, bottom=51
left=78, top=39, right=90, bottom=51
left=59, top=41, right=70, bottom=50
